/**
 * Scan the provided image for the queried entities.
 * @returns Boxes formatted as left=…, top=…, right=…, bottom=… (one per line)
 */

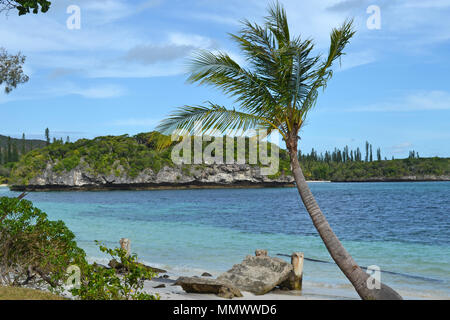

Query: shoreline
left=5, top=179, right=450, bottom=192
left=87, top=257, right=358, bottom=300
left=16, top=254, right=450, bottom=300
left=83, top=256, right=357, bottom=300
left=8, top=182, right=296, bottom=192
left=85, top=256, right=448, bottom=301
left=142, top=278, right=359, bottom=300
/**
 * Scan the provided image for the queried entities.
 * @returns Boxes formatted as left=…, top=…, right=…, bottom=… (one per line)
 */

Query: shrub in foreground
left=0, top=196, right=85, bottom=289
left=70, top=242, right=159, bottom=300
left=0, top=196, right=158, bottom=300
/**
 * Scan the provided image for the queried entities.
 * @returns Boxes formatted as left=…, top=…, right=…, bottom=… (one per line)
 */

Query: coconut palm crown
left=157, top=2, right=402, bottom=300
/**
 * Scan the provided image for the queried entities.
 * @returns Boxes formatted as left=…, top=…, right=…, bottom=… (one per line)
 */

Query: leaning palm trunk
left=288, top=148, right=402, bottom=300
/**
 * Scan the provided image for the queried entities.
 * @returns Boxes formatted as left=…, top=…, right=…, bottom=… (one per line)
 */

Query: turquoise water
left=1, top=182, right=449, bottom=299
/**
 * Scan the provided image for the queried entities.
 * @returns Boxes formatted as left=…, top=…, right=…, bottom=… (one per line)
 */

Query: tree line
left=0, top=128, right=70, bottom=165
left=298, top=141, right=421, bottom=164
left=0, top=134, right=29, bottom=164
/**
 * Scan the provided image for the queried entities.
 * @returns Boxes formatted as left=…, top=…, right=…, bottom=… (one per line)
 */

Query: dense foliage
left=0, top=48, right=29, bottom=94
left=0, top=134, right=47, bottom=183
left=300, top=156, right=449, bottom=181
left=5, top=131, right=449, bottom=185
left=0, top=197, right=158, bottom=300
left=0, top=0, right=51, bottom=15
left=298, top=145, right=449, bottom=181
left=9, top=132, right=291, bottom=185
left=0, top=197, right=85, bottom=288
left=71, top=242, right=159, bottom=300
left=10, top=133, right=174, bottom=185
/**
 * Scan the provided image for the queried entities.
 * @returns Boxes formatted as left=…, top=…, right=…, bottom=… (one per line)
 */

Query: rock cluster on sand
left=174, top=277, right=243, bottom=299
left=175, top=254, right=294, bottom=298
left=217, top=255, right=293, bottom=295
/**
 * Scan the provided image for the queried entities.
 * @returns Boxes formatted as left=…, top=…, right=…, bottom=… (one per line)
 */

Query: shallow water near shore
left=1, top=182, right=449, bottom=299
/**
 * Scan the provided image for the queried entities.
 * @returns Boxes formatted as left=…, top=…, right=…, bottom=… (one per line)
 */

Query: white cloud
left=390, top=142, right=413, bottom=154
left=0, top=82, right=126, bottom=104
left=400, top=0, right=450, bottom=9
left=346, top=91, right=450, bottom=112
left=339, top=50, right=376, bottom=70
left=70, top=84, right=126, bottom=99
left=0, top=4, right=217, bottom=81
left=109, top=118, right=158, bottom=127
left=124, top=44, right=195, bottom=65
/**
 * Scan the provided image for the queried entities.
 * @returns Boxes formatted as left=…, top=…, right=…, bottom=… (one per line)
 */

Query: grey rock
left=174, top=276, right=243, bottom=299
left=154, top=284, right=166, bottom=289
left=201, top=272, right=213, bottom=277
left=217, top=255, right=293, bottom=295
left=15, top=160, right=294, bottom=190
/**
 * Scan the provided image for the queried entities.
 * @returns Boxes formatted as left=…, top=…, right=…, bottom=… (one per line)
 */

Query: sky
left=1, top=0, right=449, bottom=159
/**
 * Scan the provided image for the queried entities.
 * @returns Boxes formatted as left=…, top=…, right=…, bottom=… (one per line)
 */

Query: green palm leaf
left=157, top=102, right=275, bottom=137
left=158, top=2, right=355, bottom=141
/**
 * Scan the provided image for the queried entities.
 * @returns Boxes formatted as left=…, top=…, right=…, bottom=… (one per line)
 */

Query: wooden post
left=290, top=252, right=304, bottom=290
left=255, top=249, right=268, bottom=257
left=120, top=238, right=131, bottom=257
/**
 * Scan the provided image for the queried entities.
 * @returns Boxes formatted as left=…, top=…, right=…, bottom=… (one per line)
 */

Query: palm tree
left=157, top=3, right=402, bottom=300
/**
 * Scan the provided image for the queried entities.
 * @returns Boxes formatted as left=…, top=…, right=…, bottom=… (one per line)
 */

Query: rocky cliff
left=11, top=161, right=294, bottom=191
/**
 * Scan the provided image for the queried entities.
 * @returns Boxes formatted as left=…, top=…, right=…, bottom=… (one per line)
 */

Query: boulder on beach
left=175, top=276, right=243, bottom=299
left=201, top=272, right=212, bottom=277
left=217, top=255, right=293, bottom=295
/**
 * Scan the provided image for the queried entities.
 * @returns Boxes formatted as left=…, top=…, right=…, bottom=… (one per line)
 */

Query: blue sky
left=1, top=0, right=449, bottom=158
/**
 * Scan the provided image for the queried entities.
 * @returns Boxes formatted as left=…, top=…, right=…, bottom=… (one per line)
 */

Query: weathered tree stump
left=280, top=252, right=304, bottom=290
left=120, top=238, right=131, bottom=257
left=108, top=238, right=167, bottom=275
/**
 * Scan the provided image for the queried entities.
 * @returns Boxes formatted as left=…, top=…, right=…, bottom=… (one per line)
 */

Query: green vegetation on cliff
left=10, top=133, right=173, bottom=185
left=4, top=132, right=449, bottom=185
left=9, top=132, right=291, bottom=185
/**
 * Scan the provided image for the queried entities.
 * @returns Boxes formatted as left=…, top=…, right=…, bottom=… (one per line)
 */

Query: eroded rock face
left=217, top=255, right=293, bottom=295
left=174, top=276, right=243, bottom=299
left=14, top=161, right=294, bottom=190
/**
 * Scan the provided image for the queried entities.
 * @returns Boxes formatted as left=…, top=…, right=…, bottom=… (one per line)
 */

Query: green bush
left=0, top=197, right=159, bottom=300
left=71, top=242, right=159, bottom=301
left=0, top=197, right=86, bottom=289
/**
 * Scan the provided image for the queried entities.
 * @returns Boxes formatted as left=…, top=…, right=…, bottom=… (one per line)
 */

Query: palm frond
left=265, top=1, right=290, bottom=48
left=187, top=50, right=277, bottom=118
left=157, top=2, right=355, bottom=145
left=298, top=19, right=355, bottom=123
left=156, top=102, right=279, bottom=138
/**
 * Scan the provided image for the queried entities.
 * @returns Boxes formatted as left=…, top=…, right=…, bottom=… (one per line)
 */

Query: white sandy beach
left=141, top=277, right=359, bottom=300
left=140, top=275, right=448, bottom=300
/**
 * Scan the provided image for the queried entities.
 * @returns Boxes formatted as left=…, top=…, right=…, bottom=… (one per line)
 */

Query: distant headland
left=1, top=132, right=449, bottom=191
